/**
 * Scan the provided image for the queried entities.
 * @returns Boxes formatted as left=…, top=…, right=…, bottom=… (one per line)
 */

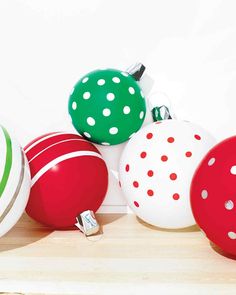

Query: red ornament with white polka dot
left=119, top=120, right=216, bottom=229
left=24, top=132, right=108, bottom=229
left=191, top=136, right=236, bottom=256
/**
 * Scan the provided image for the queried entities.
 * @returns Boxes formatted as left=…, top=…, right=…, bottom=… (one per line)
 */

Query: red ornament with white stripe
left=25, top=132, right=108, bottom=229
left=191, top=136, right=236, bottom=256
left=119, top=120, right=216, bottom=229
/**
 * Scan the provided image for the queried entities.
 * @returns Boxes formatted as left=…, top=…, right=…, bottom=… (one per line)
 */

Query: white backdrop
left=0, top=0, right=236, bottom=213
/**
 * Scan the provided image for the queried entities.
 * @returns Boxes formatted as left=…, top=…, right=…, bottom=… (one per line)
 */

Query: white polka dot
left=83, top=132, right=91, bottom=138
left=82, top=77, right=89, bottom=83
left=103, top=108, right=111, bottom=117
left=140, top=90, right=144, bottom=98
left=87, top=117, right=95, bottom=126
left=201, top=190, right=208, bottom=199
left=121, top=72, right=128, bottom=77
left=208, top=158, right=215, bottom=166
left=129, top=87, right=135, bottom=94
left=83, top=92, right=91, bottom=100
left=101, top=142, right=110, bottom=146
left=97, top=79, right=105, bottom=86
left=225, top=200, right=234, bottom=210
left=139, top=111, right=144, bottom=119
left=228, top=231, right=236, bottom=239
left=230, top=166, right=236, bottom=175
left=129, top=132, right=136, bottom=139
left=123, top=106, right=130, bottom=114
left=112, top=77, right=120, bottom=83
left=109, top=127, right=118, bottom=135
left=107, top=93, right=115, bottom=101
left=72, top=102, right=77, bottom=110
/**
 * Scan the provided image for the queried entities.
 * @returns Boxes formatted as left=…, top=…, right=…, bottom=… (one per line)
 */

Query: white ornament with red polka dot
left=119, top=120, right=216, bottom=229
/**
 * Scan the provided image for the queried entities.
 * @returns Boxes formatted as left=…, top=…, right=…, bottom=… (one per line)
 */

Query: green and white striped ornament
left=0, top=126, right=31, bottom=237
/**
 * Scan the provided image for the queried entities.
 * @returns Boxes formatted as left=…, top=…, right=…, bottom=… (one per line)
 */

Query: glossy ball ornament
left=119, top=120, right=216, bottom=229
left=191, top=136, right=236, bottom=256
left=68, top=68, right=146, bottom=145
left=0, top=125, right=31, bottom=237
left=25, top=132, right=108, bottom=229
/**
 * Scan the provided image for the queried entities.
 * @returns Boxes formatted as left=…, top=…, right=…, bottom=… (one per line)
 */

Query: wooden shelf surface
left=0, top=213, right=235, bottom=294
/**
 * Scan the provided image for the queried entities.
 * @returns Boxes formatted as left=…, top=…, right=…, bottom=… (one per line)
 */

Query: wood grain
left=0, top=213, right=235, bottom=295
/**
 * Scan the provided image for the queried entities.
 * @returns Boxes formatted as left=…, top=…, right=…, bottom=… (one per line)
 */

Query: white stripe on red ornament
left=25, top=132, right=63, bottom=153
left=29, top=138, right=89, bottom=164
left=25, top=132, right=85, bottom=160
left=31, top=150, right=103, bottom=186
left=27, top=135, right=101, bottom=179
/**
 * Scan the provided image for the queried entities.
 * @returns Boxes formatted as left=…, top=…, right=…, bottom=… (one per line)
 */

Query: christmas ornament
left=119, top=106, right=216, bottom=229
left=68, top=63, right=146, bottom=145
left=25, top=132, right=108, bottom=229
left=0, top=125, right=31, bottom=237
left=191, top=136, right=236, bottom=256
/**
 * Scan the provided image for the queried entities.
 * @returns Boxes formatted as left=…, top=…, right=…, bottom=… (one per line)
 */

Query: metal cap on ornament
left=148, top=91, right=176, bottom=122
left=126, top=62, right=146, bottom=81
left=75, top=210, right=100, bottom=236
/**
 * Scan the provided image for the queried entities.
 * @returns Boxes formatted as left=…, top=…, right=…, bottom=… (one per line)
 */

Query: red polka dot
left=125, top=164, right=130, bottom=172
left=147, top=170, right=154, bottom=177
left=161, top=155, right=168, bottom=162
left=146, top=133, right=153, bottom=139
left=170, top=173, right=177, bottom=180
left=133, top=181, right=139, bottom=188
left=167, top=137, right=175, bottom=143
left=147, top=189, right=154, bottom=196
left=140, top=152, right=147, bottom=159
left=173, top=193, right=180, bottom=200
left=155, top=121, right=162, bottom=124
left=134, top=201, right=139, bottom=207
left=185, top=151, right=192, bottom=157
left=194, top=134, right=201, bottom=140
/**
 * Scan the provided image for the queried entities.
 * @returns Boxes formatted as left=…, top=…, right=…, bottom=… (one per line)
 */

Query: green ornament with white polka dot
left=68, top=65, right=146, bottom=145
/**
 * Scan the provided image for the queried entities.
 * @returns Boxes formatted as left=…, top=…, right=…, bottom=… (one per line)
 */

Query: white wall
left=0, top=0, right=236, bottom=213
